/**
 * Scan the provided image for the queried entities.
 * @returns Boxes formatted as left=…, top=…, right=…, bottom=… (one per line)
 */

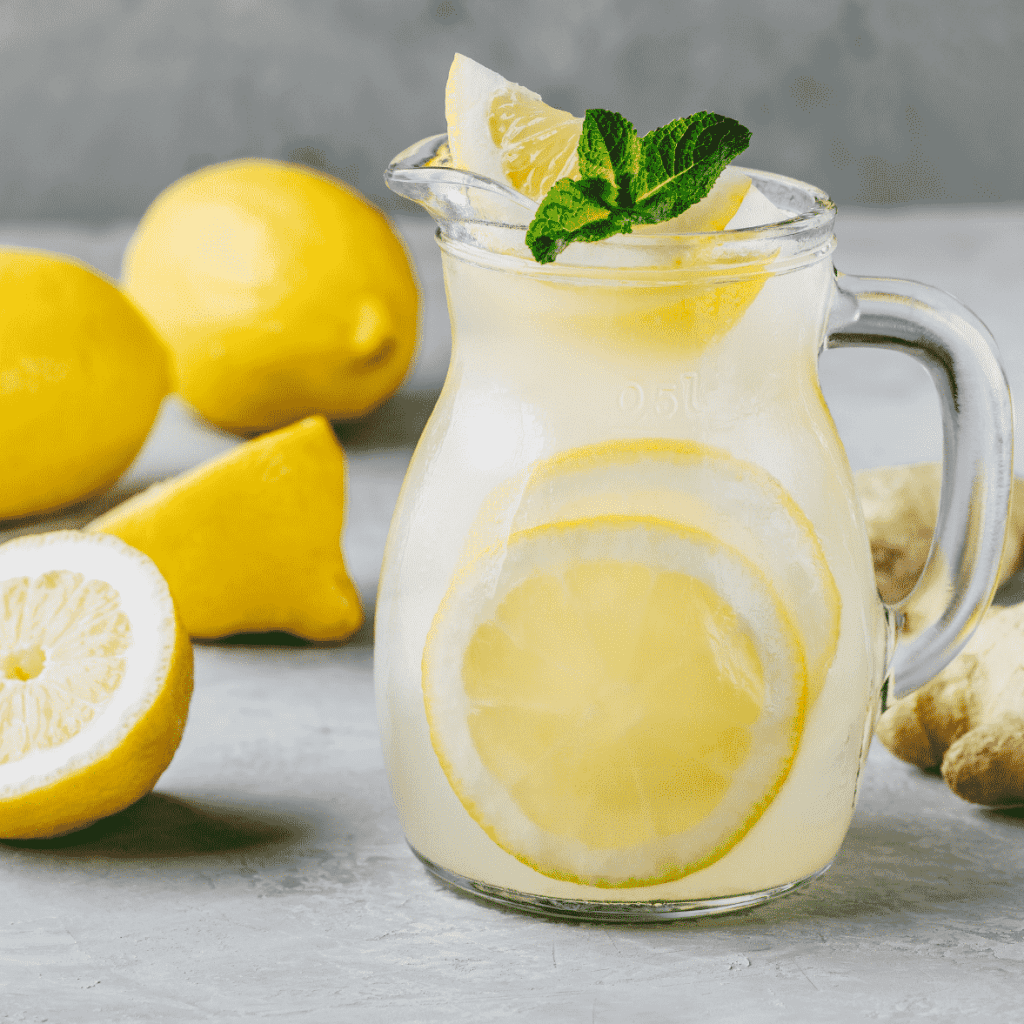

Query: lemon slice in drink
left=423, top=515, right=807, bottom=888
left=445, top=53, right=583, bottom=200
left=507, top=440, right=840, bottom=704
left=0, top=531, right=193, bottom=839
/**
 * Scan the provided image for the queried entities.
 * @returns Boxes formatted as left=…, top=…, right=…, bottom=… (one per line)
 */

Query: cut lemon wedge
left=0, top=531, right=193, bottom=839
left=88, top=416, right=363, bottom=642
left=445, top=53, right=583, bottom=200
left=423, top=515, right=807, bottom=888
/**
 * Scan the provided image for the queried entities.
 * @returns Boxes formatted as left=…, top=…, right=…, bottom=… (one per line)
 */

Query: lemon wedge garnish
left=445, top=53, right=583, bottom=200
left=443, top=53, right=762, bottom=234
left=632, top=166, right=752, bottom=233
left=423, top=515, right=807, bottom=888
left=0, top=531, right=193, bottom=839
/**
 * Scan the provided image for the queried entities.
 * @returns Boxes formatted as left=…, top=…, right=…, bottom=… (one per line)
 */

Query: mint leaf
left=577, top=109, right=639, bottom=202
left=525, top=107, right=751, bottom=263
left=632, top=112, right=751, bottom=223
left=525, top=178, right=615, bottom=264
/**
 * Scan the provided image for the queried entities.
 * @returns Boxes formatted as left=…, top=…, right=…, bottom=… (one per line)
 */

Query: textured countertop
left=1, top=207, right=1023, bottom=1022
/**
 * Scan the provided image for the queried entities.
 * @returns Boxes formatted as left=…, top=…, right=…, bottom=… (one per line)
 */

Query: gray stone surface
left=1, top=208, right=1023, bottom=1021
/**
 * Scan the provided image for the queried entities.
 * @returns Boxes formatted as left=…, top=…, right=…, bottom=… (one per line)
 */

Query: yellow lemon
left=0, top=531, right=193, bottom=839
left=121, top=159, right=419, bottom=435
left=423, top=515, right=807, bottom=888
left=445, top=52, right=583, bottom=200
left=0, top=250, right=170, bottom=521
left=88, top=416, right=363, bottom=641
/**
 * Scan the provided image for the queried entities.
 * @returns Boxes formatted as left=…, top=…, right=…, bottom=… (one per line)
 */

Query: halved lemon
left=506, top=440, right=840, bottom=704
left=0, top=531, right=193, bottom=839
left=445, top=53, right=583, bottom=200
left=423, top=515, right=807, bottom=888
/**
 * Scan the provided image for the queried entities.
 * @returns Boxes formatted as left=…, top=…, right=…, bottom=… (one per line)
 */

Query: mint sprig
left=525, top=109, right=751, bottom=264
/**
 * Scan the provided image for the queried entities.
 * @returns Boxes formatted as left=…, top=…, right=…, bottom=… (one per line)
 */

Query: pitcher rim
left=385, top=133, right=837, bottom=276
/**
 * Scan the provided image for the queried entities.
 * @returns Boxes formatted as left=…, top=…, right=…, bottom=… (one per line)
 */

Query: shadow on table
left=0, top=480, right=158, bottom=543
left=675, top=798, right=1024, bottom=933
left=208, top=603, right=376, bottom=649
left=981, top=804, right=1024, bottom=823
left=332, top=388, right=440, bottom=451
left=440, top=765, right=1024, bottom=932
left=0, top=792, right=319, bottom=859
left=993, top=567, right=1024, bottom=607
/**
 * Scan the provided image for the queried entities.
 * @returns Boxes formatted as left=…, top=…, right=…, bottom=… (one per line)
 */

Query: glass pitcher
left=375, top=134, right=1013, bottom=921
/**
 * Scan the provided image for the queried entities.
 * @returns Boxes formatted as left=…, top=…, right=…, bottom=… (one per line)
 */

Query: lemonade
left=376, top=143, right=893, bottom=910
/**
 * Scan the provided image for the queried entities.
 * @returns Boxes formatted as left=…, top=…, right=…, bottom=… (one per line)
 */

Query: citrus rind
left=0, top=250, right=170, bottom=521
left=87, top=416, right=364, bottom=642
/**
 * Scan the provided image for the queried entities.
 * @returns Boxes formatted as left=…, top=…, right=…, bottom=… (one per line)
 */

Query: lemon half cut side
left=0, top=531, right=193, bottom=839
left=423, top=516, right=807, bottom=888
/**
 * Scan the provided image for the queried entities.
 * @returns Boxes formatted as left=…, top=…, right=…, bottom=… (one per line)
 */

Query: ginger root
left=875, top=603, right=1024, bottom=805
left=858, top=462, right=1024, bottom=805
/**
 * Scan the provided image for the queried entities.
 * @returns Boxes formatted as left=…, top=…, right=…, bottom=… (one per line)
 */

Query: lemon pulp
left=489, top=89, right=582, bottom=199
left=0, top=531, right=193, bottom=840
left=0, top=572, right=129, bottom=763
left=445, top=53, right=583, bottom=200
left=503, top=439, right=841, bottom=705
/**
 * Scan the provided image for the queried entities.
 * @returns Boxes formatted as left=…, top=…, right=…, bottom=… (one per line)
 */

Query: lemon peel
left=0, top=250, right=169, bottom=521
left=88, top=416, right=363, bottom=641
left=121, top=159, right=418, bottom=435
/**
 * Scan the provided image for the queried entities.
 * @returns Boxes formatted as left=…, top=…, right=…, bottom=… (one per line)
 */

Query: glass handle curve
left=826, top=270, right=1014, bottom=700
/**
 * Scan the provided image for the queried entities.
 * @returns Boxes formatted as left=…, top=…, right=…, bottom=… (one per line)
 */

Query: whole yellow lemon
left=0, top=250, right=170, bottom=521
left=121, top=159, right=419, bottom=435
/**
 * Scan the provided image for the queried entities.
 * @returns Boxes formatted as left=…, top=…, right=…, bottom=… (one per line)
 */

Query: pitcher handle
left=826, top=271, right=1014, bottom=701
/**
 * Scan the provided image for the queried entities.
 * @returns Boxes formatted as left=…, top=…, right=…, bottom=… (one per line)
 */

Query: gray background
left=0, top=0, right=1021, bottom=223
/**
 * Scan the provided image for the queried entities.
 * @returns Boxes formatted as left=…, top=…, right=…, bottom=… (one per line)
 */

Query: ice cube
left=724, top=179, right=789, bottom=230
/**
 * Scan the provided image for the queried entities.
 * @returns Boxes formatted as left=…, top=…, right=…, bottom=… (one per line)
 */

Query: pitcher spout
left=384, top=133, right=538, bottom=239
